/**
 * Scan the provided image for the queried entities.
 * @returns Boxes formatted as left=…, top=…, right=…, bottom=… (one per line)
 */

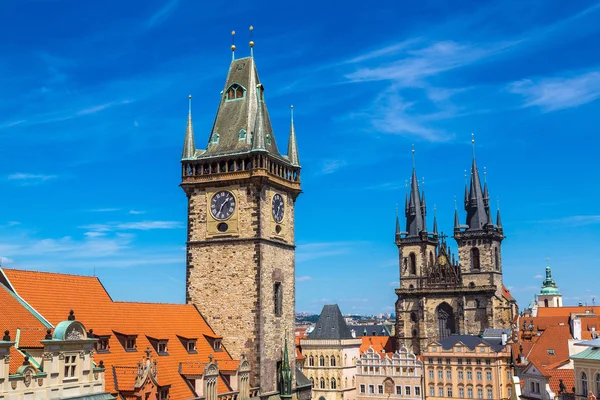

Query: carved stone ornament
left=4, top=355, right=10, bottom=364
left=42, top=352, right=53, bottom=361
left=38, top=378, right=44, bottom=387
left=58, top=352, right=65, bottom=360
left=65, top=326, right=83, bottom=340
left=11, top=381, right=17, bottom=390
left=79, top=350, right=86, bottom=359
left=24, top=370, right=33, bottom=387
left=94, top=372, right=99, bottom=380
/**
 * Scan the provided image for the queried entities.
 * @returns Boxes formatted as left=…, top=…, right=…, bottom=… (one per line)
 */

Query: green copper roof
left=571, top=347, right=600, bottom=361
left=540, top=265, right=561, bottom=295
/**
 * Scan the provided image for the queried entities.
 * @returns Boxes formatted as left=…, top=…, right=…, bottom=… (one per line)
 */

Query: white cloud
left=537, top=215, right=600, bottom=226
left=89, top=208, right=120, bottom=213
left=8, top=173, right=58, bottom=185
left=146, top=0, right=179, bottom=28
left=129, top=210, right=146, bottom=215
left=534, top=274, right=543, bottom=279
left=297, top=276, right=312, bottom=282
left=84, top=231, right=106, bottom=238
left=319, top=159, right=348, bottom=175
left=80, top=220, right=183, bottom=233
left=508, top=71, right=600, bottom=112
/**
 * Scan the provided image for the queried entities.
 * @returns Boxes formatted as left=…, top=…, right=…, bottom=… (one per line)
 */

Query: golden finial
left=411, top=144, right=415, bottom=168
left=484, top=166, right=487, bottom=182
left=188, top=94, right=192, bottom=114
left=249, top=26, right=254, bottom=57
left=471, top=133, right=476, bottom=158
left=231, top=30, right=236, bottom=60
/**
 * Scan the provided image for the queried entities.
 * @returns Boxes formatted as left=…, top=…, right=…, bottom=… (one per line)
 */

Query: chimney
left=572, top=317, right=582, bottom=340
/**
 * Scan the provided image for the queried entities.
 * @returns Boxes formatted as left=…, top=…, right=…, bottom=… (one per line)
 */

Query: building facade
left=180, top=45, right=302, bottom=397
left=355, top=347, right=424, bottom=400
left=422, top=335, right=514, bottom=400
left=571, top=339, right=600, bottom=399
left=395, top=147, right=517, bottom=354
left=302, top=305, right=362, bottom=400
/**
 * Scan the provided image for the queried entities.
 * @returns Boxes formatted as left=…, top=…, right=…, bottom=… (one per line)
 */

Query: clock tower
left=180, top=49, right=301, bottom=397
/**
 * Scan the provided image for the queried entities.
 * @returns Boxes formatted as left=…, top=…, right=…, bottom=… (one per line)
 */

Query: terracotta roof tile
left=547, top=368, right=575, bottom=395
left=360, top=336, right=393, bottom=354
left=17, top=328, right=48, bottom=348
left=503, top=285, right=515, bottom=301
left=2, top=268, right=237, bottom=399
left=527, top=325, right=571, bottom=367
left=536, top=306, right=600, bottom=318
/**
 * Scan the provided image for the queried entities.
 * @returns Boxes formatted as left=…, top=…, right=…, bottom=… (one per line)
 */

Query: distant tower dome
left=540, top=265, right=560, bottom=295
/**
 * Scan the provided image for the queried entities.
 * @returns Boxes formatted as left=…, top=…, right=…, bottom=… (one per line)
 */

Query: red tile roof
left=503, top=285, right=515, bottom=301
left=536, top=306, right=600, bottom=317
left=547, top=368, right=575, bottom=395
left=526, top=325, right=571, bottom=367
left=360, top=336, right=394, bottom=354
left=2, top=268, right=238, bottom=399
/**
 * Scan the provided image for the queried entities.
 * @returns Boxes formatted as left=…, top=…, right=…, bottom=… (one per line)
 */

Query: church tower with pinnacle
left=180, top=30, right=301, bottom=397
left=395, top=143, right=517, bottom=355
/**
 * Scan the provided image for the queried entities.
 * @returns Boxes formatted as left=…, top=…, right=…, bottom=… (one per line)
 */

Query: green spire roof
left=540, top=265, right=560, bottom=295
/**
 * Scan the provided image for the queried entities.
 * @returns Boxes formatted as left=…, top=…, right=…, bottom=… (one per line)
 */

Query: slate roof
left=295, top=366, right=312, bottom=388
left=437, top=335, right=506, bottom=352
left=202, top=57, right=281, bottom=158
left=348, top=324, right=392, bottom=337
left=307, top=305, right=353, bottom=340
left=1, top=268, right=235, bottom=399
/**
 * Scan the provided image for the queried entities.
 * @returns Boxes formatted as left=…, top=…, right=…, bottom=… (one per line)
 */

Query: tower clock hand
left=218, top=197, right=229, bottom=214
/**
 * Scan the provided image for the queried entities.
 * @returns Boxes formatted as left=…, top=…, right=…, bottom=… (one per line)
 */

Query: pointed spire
left=496, top=199, right=503, bottom=232
left=182, top=95, right=196, bottom=160
left=252, top=85, right=267, bottom=151
left=433, top=205, right=438, bottom=235
left=405, top=147, right=425, bottom=237
left=395, top=205, right=401, bottom=241
left=454, top=208, right=460, bottom=233
left=231, top=30, right=236, bottom=61
left=465, top=135, right=488, bottom=231
left=280, top=329, right=292, bottom=398
left=287, top=105, right=300, bottom=166
left=249, top=26, right=255, bottom=58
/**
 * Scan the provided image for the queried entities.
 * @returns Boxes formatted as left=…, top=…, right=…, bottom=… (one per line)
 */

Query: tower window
left=64, top=355, right=77, bottom=378
left=471, top=248, right=480, bottom=270
left=494, top=247, right=499, bottom=271
left=212, top=133, right=220, bottom=144
left=238, top=129, right=247, bottom=140
left=266, top=134, right=272, bottom=146
left=274, top=282, right=283, bottom=317
left=226, top=83, right=246, bottom=101
left=409, top=253, right=416, bottom=275
left=544, top=299, right=549, bottom=307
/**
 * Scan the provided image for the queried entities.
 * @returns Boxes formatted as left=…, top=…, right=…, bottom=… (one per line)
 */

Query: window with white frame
left=378, top=385, right=383, bottom=394
left=486, top=371, right=492, bottom=381
left=468, top=387, right=473, bottom=398
left=430, top=370, right=434, bottom=379
left=415, top=387, right=421, bottom=396
left=405, top=386, right=411, bottom=396
left=459, top=387, right=465, bottom=398
left=64, top=355, right=77, bottom=378
left=447, top=370, right=452, bottom=379
left=430, top=386, right=435, bottom=396
left=396, top=386, right=402, bottom=395
left=477, top=388, right=483, bottom=399
left=459, top=371, right=464, bottom=380
left=368, top=385, right=374, bottom=394
left=448, top=387, right=453, bottom=397
left=360, top=384, right=366, bottom=394
left=487, top=389, right=492, bottom=399
left=439, top=386, right=444, bottom=397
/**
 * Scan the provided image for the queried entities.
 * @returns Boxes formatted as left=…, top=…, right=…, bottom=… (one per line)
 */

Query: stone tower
left=395, top=147, right=516, bottom=355
left=180, top=51, right=301, bottom=397
left=537, top=264, right=562, bottom=308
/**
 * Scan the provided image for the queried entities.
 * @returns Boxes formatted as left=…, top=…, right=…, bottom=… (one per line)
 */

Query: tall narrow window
left=319, top=356, right=325, bottom=367
left=330, top=356, right=336, bottom=366
left=309, top=356, right=314, bottom=366
left=274, top=282, right=283, bottom=317
left=331, top=378, right=337, bottom=389
left=320, top=378, right=325, bottom=389
left=409, top=253, right=417, bottom=275
left=544, top=299, right=549, bottom=307
left=582, top=372, right=588, bottom=395
left=595, top=373, right=600, bottom=396
left=430, top=251, right=434, bottom=267
left=471, top=248, right=480, bottom=270
left=494, top=247, right=499, bottom=271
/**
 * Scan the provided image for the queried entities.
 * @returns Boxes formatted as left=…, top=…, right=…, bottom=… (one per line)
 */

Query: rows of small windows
left=309, top=377, right=342, bottom=389
left=427, top=368, right=496, bottom=382
left=580, top=372, right=600, bottom=397
left=308, top=355, right=340, bottom=367
left=93, top=335, right=212, bottom=355
left=182, top=156, right=300, bottom=182
left=360, top=365, right=417, bottom=376
left=428, top=385, right=502, bottom=399
left=359, top=384, right=421, bottom=396
left=425, top=356, right=510, bottom=365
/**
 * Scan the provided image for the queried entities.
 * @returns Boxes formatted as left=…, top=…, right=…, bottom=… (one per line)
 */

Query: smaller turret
left=182, top=95, right=196, bottom=160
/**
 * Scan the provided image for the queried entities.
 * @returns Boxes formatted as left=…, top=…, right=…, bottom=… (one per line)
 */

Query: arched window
left=320, top=378, right=325, bottom=389
left=409, top=253, right=417, bottom=275
left=331, top=378, right=337, bottom=389
left=212, top=133, right=220, bottom=144
left=430, top=251, right=434, bottom=267
left=544, top=299, right=549, bottom=308
left=319, top=355, right=325, bottom=366
left=595, top=373, right=600, bottom=396
left=226, top=84, right=246, bottom=101
left=410, top=312, right=417, bottom=323
left=471, top=248, right=480, bottom=270
left=310, top=377, right=314, bottom=387
left=330, top=356, right=336, bottom=366
left=266, top=134, right=272, bottom=146
left=345, top=377, right=348, bottom=388
left=494, top=247, right=500, bottom=271
left=308, top=356, right=314, bottom=366
left=437, top=302, right=456, bottom=340
left=582, top=372, right=588, bottom=395
left=238, top=129, right=247, bottom=140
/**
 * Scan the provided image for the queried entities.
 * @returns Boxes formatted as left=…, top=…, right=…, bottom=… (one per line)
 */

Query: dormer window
left=115, top=332, right=138, bottom=352
left=159, top=389, right=169, bottom=400
left=95, top=336, right=110, bottom=353
left=213, top=339, right=222, bottom=352
left=187, top=340, right=197, bottom=353
left=258, top=84, right=265, bottom=102
left=126, top=338, right=136, bottom=350
left=266, top=134, right=272, bottom=146
left=64, top=354, right=77, bottom=378
left=212, top=133, right=220, bottom=144
left=226, top=84, right=246, bottom=101
left=238, top=129, right=247, bottom=140
left=158, top=341, right=168, bottom=355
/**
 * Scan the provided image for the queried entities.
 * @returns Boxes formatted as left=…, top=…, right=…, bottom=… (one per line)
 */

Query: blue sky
left=1, top=0, right=599, bottom=315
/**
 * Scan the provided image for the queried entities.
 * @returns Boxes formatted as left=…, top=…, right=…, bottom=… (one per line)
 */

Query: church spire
left=465, top=136, right=489, bottom=231
left=405, top=148, right=426, bottom=237
left=280, top=330, right=292, bottom=399
left=252, top=85, right=267, bottom=151
left=496, top=206, right=503, bottom=233
left=182, top=95, right=196, bottom=160
left=395, top=206, right=401, bottom=242
left=433, top=205, right=438, bottom=236
left=287, top=105, right=300, bottom=166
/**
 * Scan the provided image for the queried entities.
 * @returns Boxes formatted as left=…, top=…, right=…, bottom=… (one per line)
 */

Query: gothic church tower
left=180, top=46, right=301, bottom=396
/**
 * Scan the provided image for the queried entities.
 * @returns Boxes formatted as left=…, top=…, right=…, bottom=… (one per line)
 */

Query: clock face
left=438, top=255, right=448, bottom=266
left=272, top=193, right=284, bottom=223
left=210, top=191, right=236, bottom=220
